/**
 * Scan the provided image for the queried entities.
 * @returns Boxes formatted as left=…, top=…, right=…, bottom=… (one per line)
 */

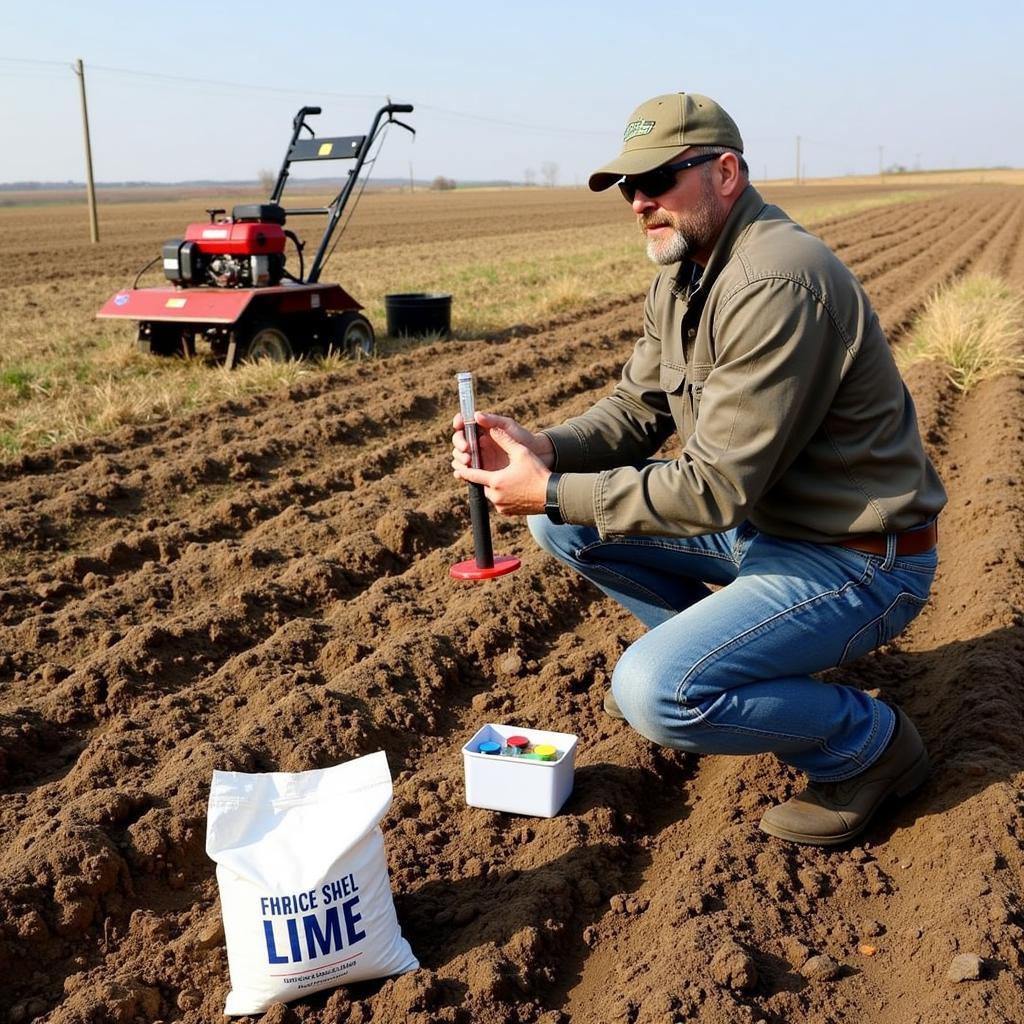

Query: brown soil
left=2, top=188, right=1024, bottom=1024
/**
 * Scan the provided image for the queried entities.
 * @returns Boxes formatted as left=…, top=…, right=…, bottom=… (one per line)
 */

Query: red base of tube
left=449, top=555, right=521, bottom=580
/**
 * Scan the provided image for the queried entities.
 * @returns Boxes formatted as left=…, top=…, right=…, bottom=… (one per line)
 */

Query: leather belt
left=837, top=521, right=937, bottom=556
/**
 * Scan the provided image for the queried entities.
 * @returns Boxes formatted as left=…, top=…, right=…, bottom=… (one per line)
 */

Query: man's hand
left=451, top=411, right=554, bottom=516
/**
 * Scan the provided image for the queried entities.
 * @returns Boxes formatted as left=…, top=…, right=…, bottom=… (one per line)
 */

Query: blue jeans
left=527, top=516, right=937, bottom=782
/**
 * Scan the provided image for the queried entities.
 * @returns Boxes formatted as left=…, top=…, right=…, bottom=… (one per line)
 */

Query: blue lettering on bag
left=263, top=894, right=367, bottom=964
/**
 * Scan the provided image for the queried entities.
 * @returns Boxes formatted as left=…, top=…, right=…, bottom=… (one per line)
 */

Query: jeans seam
left=679, top=706, right=827, bottom=746
left=577, top=537, right=735, bottom=561
left=839, top=591, right=929, bottom=664
left=677, top=696, right=880, bottom=777
left=811, top=704, right=895, bottom=783
left=889, top=560, right=937, bottom=575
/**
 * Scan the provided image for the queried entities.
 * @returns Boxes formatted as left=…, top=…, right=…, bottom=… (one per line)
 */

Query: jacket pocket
left=659, top=364, right=686, bottom=394
left=840, top=592, right=928, bottom=664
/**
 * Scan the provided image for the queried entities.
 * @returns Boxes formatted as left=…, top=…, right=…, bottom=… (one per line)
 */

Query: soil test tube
left=449, top=372, right=521, bottom=580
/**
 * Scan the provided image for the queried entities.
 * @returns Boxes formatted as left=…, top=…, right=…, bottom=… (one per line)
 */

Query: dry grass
left=777, top=190, right=939, bottom=228
left=769, top=168, right=1024, bottom=188
left=897, top=273, right=1024, bottom=391
left=0, top=349, right=354, bottom=454
left=0, top=182, right=960, bottom=459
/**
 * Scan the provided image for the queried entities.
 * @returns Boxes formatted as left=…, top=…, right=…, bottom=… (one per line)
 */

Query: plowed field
left=2, top=185, right=1024, bottom=1024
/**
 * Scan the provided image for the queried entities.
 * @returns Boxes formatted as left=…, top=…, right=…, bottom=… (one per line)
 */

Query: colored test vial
left=505, top=735, right=530, bottom=756
left=532, top=744, right=558, bottom=761
left=478, top=740, right=502, bottom=755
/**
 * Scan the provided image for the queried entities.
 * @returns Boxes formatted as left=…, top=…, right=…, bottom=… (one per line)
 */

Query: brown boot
left=759, top=708, right=929, bottom=847
left=603, top=689, right=625, bottom=720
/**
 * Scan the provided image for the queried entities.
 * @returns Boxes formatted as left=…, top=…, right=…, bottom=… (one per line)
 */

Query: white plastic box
left=462, top=723, right=578, bottom=818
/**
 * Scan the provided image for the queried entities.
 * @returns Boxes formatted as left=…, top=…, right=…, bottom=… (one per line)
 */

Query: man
left=451, top=93, right=945, bottom=846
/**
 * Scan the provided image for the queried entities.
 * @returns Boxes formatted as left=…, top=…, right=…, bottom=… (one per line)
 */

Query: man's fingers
left=455, top=464, right=490, bottom=487
left=487, top=426, right=524, bottom=455
left=476, top=411, right=521, bottom=435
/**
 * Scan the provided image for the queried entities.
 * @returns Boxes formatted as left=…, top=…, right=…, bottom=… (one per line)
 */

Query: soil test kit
left=463, top=724, right=578, bottom=817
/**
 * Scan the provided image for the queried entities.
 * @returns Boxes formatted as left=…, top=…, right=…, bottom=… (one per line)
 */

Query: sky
left=2, top=0, right=1023, bottom=188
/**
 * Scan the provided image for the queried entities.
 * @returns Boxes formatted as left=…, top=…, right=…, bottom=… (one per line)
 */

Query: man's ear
left=719, top=152, right=744, bottom=197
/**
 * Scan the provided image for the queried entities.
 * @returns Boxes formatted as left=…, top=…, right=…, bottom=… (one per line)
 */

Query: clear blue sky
left=2, top=0, right=1022, bottom=186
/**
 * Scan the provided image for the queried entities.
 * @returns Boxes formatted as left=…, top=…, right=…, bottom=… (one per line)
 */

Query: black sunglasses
left=618, top=152, right=721, bottom=202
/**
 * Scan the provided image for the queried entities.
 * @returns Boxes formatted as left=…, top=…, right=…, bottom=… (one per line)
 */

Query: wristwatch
left=545, top=473, right=564, bottom=525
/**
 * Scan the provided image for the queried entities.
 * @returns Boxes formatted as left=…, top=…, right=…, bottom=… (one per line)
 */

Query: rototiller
left=98, top=102, right=414, bottom=366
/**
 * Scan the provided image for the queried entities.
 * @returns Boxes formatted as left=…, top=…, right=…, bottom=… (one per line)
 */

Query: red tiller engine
left=163, top=203, right=291, bottom=288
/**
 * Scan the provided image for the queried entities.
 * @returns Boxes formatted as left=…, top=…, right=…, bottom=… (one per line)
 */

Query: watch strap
left=545, top=473, right=564, bottom=525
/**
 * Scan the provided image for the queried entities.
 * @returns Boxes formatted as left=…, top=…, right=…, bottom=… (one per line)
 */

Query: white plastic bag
left=206, top=750, right=418, bottom=1016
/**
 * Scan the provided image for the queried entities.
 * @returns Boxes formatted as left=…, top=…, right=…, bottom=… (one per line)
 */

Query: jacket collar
left=672, top=184, right=767, bottom=298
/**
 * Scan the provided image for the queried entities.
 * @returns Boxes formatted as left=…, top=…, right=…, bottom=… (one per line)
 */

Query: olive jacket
left=543, top=185, right=946, bottom=542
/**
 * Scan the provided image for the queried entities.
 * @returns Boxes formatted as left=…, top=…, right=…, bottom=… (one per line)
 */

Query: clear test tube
left=455, top=371, right=494, bottom=570
left=456, top=372, right=481, bottom=469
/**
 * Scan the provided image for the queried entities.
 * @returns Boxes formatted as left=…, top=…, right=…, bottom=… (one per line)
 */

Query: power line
left=0, top=56, right=607, bottom=137
left=0, top=57, right=68, bottom=67
left=415, top=104, right=605, bottom=138
left=86, top=62, right=383, bottom=101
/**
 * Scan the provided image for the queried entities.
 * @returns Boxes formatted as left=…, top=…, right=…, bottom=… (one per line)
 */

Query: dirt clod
left=946, top=953, right=985, bottom=982
left=710, top=940, right=759, bottom=991
left=801, top=954, right=843, bottom=982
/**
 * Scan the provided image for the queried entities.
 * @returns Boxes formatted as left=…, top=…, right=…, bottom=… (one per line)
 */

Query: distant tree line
left=523, top=163, right=559, bottom=187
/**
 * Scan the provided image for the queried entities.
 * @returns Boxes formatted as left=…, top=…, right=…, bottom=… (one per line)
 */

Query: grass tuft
left=897, top=273, right=1024, bottom=391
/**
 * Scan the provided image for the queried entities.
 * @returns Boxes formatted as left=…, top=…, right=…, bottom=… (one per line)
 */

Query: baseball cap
left=589, top=93, right=744, bottom=192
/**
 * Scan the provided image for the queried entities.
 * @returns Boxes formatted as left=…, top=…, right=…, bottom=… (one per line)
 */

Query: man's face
left=630, top=153, right=727, bottom=266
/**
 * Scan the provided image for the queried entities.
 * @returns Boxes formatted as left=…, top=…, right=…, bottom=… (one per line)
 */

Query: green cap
left=589, top=93, right=744, bottom=192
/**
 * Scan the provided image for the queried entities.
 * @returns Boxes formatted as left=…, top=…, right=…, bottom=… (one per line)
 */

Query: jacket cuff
left=559, top=472, right=602, bottom=528
left=539, top=425, right=588, bottom=472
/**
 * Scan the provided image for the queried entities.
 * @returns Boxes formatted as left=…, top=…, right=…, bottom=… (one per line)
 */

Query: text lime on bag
left=206, top=751, right=418, bottom=1016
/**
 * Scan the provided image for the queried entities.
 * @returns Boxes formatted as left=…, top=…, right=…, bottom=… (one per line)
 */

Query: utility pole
left=73, top=58, right=99, bottom=243
left=795, top=136, right=801, bottom=185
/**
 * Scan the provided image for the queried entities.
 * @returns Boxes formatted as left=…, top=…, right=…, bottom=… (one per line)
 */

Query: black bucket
left=385, top=292, right=452, bottom=339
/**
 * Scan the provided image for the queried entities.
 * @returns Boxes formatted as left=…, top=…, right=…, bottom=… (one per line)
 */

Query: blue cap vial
left=478, top=740, right=502, bottom=755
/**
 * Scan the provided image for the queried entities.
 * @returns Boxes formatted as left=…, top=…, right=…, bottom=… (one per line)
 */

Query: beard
left=640, top=170, right=724, bottom=266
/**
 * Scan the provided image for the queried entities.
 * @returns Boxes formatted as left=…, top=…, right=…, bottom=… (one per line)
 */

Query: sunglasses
left=618, top=152, right=721, bottom=202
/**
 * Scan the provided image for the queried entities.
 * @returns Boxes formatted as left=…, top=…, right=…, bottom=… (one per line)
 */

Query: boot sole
left=759, top=749, right=930, bottom=847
